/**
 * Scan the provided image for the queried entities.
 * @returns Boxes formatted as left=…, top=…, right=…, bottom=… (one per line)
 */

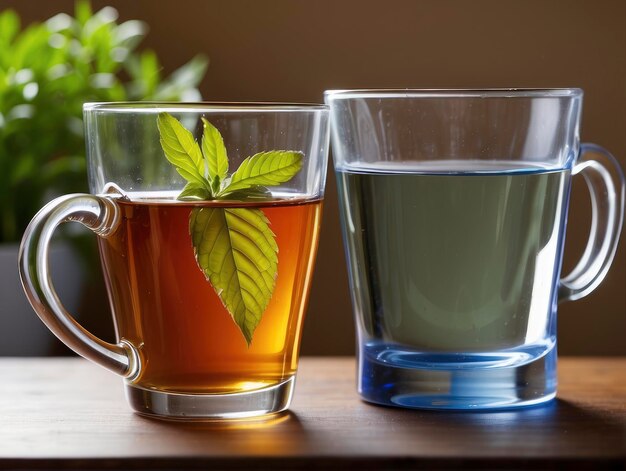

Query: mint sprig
left=221, top=151, right=305, bottom=197
left=200, top=117, right=228, bottom=192
left=157, top=112, right=303, bottom=345
left=157, top=113, right=208, bottom=190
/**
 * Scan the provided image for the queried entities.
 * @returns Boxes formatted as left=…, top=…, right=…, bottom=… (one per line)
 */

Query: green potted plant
left=0, top=1, right=208, bottom=355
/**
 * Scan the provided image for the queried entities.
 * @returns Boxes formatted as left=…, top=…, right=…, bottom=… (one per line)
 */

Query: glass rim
left=83, top=101, right=329, bottom=113
left=324, top=88, right=584, bottom=100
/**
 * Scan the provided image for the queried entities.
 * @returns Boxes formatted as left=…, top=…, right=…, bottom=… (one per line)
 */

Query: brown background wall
left=6, top=0, right=625, bottom=355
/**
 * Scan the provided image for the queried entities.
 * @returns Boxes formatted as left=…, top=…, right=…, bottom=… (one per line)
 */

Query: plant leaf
left=114, top=19, right=147, bottom=50
left=220, top=151, right=303, bottom=196
left=178, top=182, right=212, bottom=201
left=0, top=10, right=20, bottom=45
left=220, top=185, right=272, bottom=201
left=154, top=55, right=208, bottom=100
left=75, top=0, right=93, bottom=26
left=201, top=117, right=228, bottom=183
left=157, top=112, right=208, bottom=188
left=190, top=207, right=278, bottom=344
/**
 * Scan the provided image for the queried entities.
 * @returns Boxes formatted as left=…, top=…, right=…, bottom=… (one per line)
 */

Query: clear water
left=336, top=161, right=571, bottom=409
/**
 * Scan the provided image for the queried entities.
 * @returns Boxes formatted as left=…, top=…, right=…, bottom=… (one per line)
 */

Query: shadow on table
left=362, top=397, right=625, bottom=456
left=409, top=398, right=624, bottom=426
left=117, top=399, right=623, bottom=468
left=133, top=410, right=311, bottom=455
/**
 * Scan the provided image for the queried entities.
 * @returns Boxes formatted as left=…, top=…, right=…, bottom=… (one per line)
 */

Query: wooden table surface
left=0, top=357, right=624, bottom=470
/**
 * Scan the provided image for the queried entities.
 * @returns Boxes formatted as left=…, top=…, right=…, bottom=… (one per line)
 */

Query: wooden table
left=0, top=357, right=624, bottom=469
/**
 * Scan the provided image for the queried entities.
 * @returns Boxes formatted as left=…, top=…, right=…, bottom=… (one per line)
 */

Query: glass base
left=359, top=343, right=557, bottom=410
left=125, top=376, right=295, bottom=420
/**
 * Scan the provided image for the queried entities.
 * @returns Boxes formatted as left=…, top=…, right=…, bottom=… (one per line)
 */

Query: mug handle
left=559, top=144, right=625, bottom=302
left=19, top=194, right=139, bottom=378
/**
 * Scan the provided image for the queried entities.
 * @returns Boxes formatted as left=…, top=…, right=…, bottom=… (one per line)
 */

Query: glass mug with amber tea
left=20, top=103, right=329, bottom=419
left=326, top=89, right=625, bottom=410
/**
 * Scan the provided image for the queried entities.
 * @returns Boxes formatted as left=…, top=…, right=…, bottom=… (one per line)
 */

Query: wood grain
left=0, top=357, right=624, bottom=469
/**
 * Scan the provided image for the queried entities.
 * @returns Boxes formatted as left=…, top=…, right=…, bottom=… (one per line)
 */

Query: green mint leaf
left=178, top=182, right=212, bottom=201
left=201, top=118, right=229, bottom=184
left=219, top=151, right=303, bottom=196
left=157, top=114, right=305, bottom=345
left=190, top=206, right=278, bottom=345
left=157, top=112, right=209, bottom=189
left=211, top=176, right=222, bottom=194
left=221, top=185, right=272, bottom=201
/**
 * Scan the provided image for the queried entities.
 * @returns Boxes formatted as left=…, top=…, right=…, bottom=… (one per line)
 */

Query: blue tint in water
left=359, top=340, right=557, bottom=410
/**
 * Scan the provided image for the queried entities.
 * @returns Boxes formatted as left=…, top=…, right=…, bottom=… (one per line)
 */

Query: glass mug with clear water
left=19, top=102, right=329, bottom=419
left=326, top=89, right=624, bottom=410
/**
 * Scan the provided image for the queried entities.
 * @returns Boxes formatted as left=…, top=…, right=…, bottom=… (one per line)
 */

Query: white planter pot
left=0, top=242, right=85, bottom=356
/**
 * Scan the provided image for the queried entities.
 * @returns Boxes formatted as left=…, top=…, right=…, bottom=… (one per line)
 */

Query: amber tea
left=99, top=195, right=322, bottom=394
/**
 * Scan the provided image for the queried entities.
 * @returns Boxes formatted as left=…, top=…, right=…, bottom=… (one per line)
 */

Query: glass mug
left=326, top=89, right=625, bottom=410
left=20, top=102, right=330, bottom=419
